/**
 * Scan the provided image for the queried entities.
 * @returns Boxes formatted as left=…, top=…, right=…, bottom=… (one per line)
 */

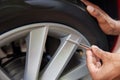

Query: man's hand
left=80, top=0, right=120, bottom=80
left=86, top=45, right=120, bottom=80
left=81, top=0, right=120, bottom=35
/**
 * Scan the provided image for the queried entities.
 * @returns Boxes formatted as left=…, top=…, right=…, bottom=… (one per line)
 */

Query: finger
left=86, top=49, right=101, bottom=67
left=81, top=0, right=107, bottom=15
left=86, top=5, right=115, bottom=35
left=86, top=49, right=97, bottom=72
left=86, top=5, right=107, bottom=23
left=81, top=0, right=109, bottom=23
left=91, top=45, right=109, bottom=61
left=96, top=62, right=102, bottom=68
left=81, top=0, right=98, bottom=7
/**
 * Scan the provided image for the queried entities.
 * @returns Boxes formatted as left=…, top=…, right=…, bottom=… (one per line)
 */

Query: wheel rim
left=0, top=23, right=91, bottom=80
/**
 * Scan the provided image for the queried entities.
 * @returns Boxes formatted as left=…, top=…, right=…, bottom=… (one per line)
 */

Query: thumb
left=91, top=45, right=108, bottom=60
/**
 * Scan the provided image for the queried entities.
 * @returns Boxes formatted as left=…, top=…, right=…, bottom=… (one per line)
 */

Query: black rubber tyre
left=0, top=0, right=108, bottom=50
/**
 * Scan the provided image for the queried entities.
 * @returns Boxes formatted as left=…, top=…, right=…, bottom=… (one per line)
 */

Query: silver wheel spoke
left=24, top=26, right=49, bottom=80
left=1, top=23, right=91, bottom=80
left=0, top=67, right=11, bottom=80
left=40, top=35, right=80, bottom=80
left=60, top=63, right=88, bottom=80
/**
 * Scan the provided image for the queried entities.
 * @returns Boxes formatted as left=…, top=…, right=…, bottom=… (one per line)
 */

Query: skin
left=86, top=46, right=120, bottom=80
left=81, top=0, right=120, bottom=35
left=81, top=0, right=120, bottom=80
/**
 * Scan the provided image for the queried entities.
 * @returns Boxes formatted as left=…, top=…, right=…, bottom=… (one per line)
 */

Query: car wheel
left=0, top=0, right=108, bottom=80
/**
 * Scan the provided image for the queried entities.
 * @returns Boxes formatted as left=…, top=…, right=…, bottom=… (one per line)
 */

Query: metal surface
left=0, top=23, right=91, bottom=80
left=24, top=27, right=49, bottom=80
left=0, top=67, right=11, bottom=80
left=60, top=63, right=88, bottom=80
left=67, top=39, right=91, bottom=50
left=40, top=35, right=80, bottom=80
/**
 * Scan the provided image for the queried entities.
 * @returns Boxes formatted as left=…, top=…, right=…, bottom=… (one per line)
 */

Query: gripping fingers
left=86, top=50, right=97, bottom=72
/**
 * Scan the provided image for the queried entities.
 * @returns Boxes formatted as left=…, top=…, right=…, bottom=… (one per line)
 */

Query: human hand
left=81, top=0, right=120, bottom=35
left=113, top=75, right=120, bottom=80
left=86, top=45, right=120, bottom=80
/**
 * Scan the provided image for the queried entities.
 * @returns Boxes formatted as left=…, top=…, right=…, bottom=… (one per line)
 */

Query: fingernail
left=91, top=45, right=98, bottom=49
left=87, top=6, right=94, bottom=12
left=91, top=45, right=99, bottom=52
left=92, top=45, right=103, bottom=54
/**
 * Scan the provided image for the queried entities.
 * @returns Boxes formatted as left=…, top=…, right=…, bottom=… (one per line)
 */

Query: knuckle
left=108, top=22, right=116, bottom=34
left=93, top=9, right=101, bottom=18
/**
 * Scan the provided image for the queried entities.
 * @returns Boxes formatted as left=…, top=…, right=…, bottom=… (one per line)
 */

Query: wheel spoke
left=0, top=67, right=11, bottom=80
left=23, top=27, right=49, bottom=80
left=1, top=23, right=91, bottom=80
left=40, top=35, right=81, bottom=80
left=59, top=63, right=89, bottom=80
